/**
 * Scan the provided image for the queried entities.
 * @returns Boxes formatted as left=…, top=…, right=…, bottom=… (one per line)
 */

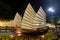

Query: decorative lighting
left=36, top=24, right=40, bottom=25
left=16, top=31, right=21, bottom=34
left=10, top=35, right=14, bottom=38
left=17, top=33, right=21, bottom=36
left=41, top=35, right=45, bottom=38
left=15, top=28, right=22, bottom=36
left=16, top=28, right=22, bottom=34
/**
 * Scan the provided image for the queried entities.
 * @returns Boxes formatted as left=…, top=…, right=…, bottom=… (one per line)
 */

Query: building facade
left=0, top=12, right=22, bottom=27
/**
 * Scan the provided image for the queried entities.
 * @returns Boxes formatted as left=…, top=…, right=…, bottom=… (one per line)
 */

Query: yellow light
left=41, top=35, right=45, bottom=38
left=18, top=33, right=21, bottom=36
left=36, top=24, right=40, bottom=25
left=10, top=35, right=14, bottom=38
left=16, top=28, right=22, bottom=34
left=17, top=31, right=21, bottom=34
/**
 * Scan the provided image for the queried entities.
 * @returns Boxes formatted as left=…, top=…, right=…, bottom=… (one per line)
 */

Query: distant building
left=0, top=20, right=13, bottom=27
left=0, top=12, right=22, bottom=27
left=46, top=23, right=56, bottom=28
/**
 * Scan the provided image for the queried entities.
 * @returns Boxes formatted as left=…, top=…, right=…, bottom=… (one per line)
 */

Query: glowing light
left=18, top=34, right=21, bottom=36
left=42, top=22, right=44, bottom=25
left=17, top=31, right=21, bottom=34
left=33, top=23, right=40, bottom=25
left=48, top=7, right=54, bottom=12
left=16, top=28, right=22, bottom=34
left=10, top=35, right=14, bottom=38
left=41, top=35, right=45, bottom=38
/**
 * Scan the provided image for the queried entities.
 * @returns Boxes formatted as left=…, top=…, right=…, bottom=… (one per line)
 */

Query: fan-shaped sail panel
left=13, top=12, right=22, bottom=27
left=21, top=3, right=36, bottom=29
left=33, top=7, right=46, bottom=29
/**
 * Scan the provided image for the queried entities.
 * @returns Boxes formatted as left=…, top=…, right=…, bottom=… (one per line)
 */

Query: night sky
left=0, top=0, right=60, bottom=23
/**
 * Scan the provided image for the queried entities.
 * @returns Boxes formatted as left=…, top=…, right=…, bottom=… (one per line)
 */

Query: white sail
left=21, top=3, right=36, bottom=29
left=13, top=12, right=22, bottom=27
left=32, top=7, right=46, bottom=30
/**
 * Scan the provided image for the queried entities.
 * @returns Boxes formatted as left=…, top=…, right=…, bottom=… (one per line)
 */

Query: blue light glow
left=48, top=7, right=54, bottom=12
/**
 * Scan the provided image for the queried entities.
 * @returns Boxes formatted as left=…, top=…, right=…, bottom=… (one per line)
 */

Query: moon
left=48, top=7, right=54, bottom=12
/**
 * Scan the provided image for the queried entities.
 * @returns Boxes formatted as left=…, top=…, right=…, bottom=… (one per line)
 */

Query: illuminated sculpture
left=32, top=7, right=46, bottom=30
left=13, top=12, right=22, bottom=27
left=21, top=3, right=46, bottom=31
left=20, top=3, right=48, bottom=36
left=0, top=3, right=48, bottom=36
left=21, top=3, right=36, bottom=30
